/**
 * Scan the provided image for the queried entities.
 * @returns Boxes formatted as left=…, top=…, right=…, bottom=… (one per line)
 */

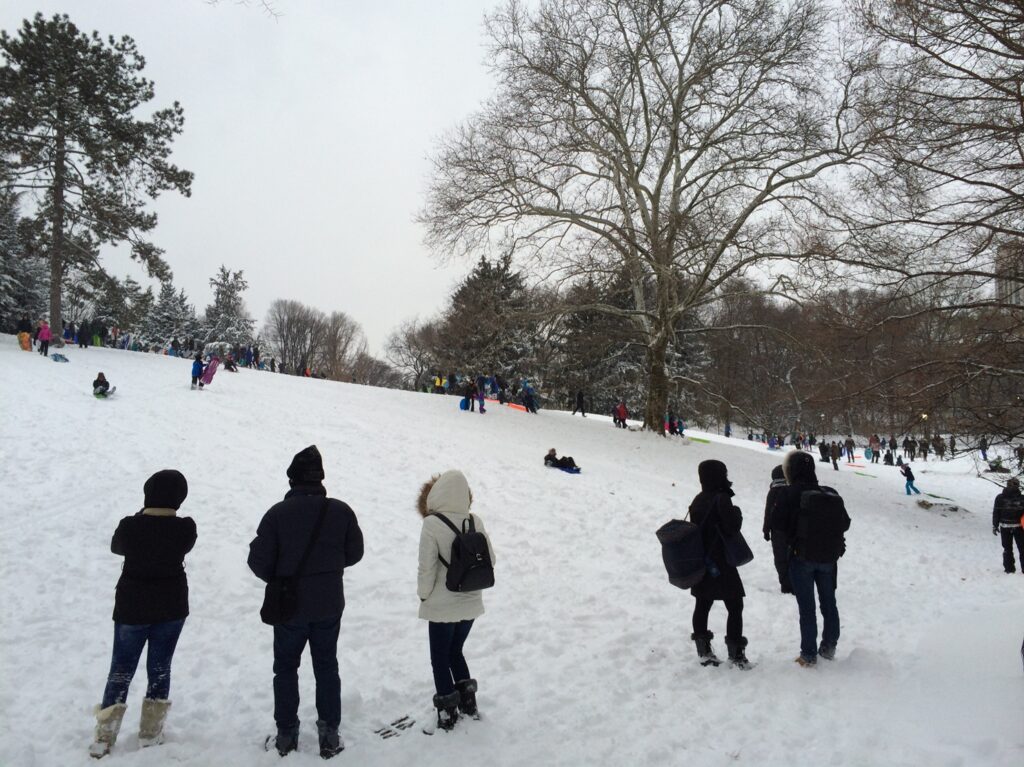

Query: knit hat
left=771, top=464, right=785, bottom=481
left=698, top=460, right=731, bottom=493
left=1007, top=477, right=1020, bottom=490
left=143, top=469, right=189, bottom=510
left=287, top=445, right=325, bottom=484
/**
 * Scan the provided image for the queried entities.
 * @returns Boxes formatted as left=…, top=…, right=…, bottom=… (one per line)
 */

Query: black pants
left=428, top=620, right=474, bottom=696
left=39, top=339, right=49, bottom=356
left=1000, top=527, right=1024, bottom=573
left=692, top=597, right=743, bottom=639
left=273, top=618, right=341, bottom=731
left=770, top=530, right=792, bottom=592
left=572, top=403, right=585, bottom=416
left=832, top=458, right=839, bottom=470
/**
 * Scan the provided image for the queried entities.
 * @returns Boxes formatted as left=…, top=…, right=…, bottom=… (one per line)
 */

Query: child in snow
left=90, top=470, right=196, bottom=758
left=544, top=448, right=580, bottom=471
left=93, top=372, right=112, bottom=397
left=190, top=354, right=205, bottom=389
left=900, top=463, right=922, bottom=495
left=416, top=470, right=495, bottom=732
left=37, top=319, right=52, bottom=356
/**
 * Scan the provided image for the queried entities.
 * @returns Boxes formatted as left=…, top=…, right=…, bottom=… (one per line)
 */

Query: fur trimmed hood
left=783, top=449, right=817, bottom=485
left=417, top=470, right=473, bottom=518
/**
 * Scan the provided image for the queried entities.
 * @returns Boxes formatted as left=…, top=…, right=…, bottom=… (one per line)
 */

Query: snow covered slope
left=1, top=335, right=1022, bottom=767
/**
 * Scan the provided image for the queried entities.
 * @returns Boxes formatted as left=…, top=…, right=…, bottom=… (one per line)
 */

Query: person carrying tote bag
left=685, top=460, right=752, bottom=669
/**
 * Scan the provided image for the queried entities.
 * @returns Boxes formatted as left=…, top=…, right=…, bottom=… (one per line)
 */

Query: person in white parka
left=417, top=470, right=495, bottom=731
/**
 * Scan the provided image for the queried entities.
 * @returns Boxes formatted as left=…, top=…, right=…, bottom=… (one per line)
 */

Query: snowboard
left=200, top=358, right=220, bottom=385
left=94, top=386, right=116, bottom=398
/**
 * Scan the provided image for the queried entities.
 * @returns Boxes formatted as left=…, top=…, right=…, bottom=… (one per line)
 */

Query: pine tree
left=202, top=265, right=254, bottom=346
left=0, top=13, right=192, bottom=340
left=0, top=185, right=48, bottom=330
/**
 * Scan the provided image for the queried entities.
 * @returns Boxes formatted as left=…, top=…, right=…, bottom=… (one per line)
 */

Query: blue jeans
left=101, top=619, right=185, bottom=707
left=905, top=480, right=921, bottom=495
left=273, top=618, right=341, bottom=731
left=788, top=558, right=839, bottom=660
left=428, top=620, right=473, bottom=696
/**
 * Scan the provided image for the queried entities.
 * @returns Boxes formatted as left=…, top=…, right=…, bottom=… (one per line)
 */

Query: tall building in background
left=995, top=241, right=1023, bottom=307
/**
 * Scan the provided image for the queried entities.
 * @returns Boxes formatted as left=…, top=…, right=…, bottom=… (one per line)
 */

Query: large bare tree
left=421, top=0, right=893, bottom=431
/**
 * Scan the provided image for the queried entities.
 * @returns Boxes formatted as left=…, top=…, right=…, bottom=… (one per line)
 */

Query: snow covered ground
left=1, top=334, right=1022, bottom=767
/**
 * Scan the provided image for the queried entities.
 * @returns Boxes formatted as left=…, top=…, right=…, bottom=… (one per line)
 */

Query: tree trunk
left=49, top=125, right=66, bottom=341
left=644, top=332, right=669, bottom=435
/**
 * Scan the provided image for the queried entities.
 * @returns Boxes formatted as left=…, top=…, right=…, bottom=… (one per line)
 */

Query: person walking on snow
left=417, top=470, right=496, bottom=731
left=248, top=446, right=365, bottom=759
left=980, top=436, right=989, bottom=462
left=90, top=470, right=196, bottom=759
left=992, top=477, right=1024, bottom=574
left=190, top=354, right=205, bottom=390
left=762, top=465, right=792, bottom=593
left=686, top=460, right=751, bottom=669
left=37, top=319, right=52, bottom=356
left=781, top=451, right=851, bottom=667
left=612, top=400, right=628, bottom=428
left=900, top=463, right=922, bottom=495
left=572, top=389, right=586, bottom=417
left=830, top=441, right=841, bottom=471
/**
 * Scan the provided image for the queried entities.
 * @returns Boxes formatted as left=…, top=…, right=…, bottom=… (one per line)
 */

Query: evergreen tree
left=203, top=265, right=254, bottom=346
left=0, top=185, right=48, bottom=329
left=0, top=13, right=192, bottom=340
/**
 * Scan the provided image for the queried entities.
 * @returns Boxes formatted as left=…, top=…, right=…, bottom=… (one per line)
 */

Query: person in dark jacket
left=829, top=441, right=841, bottom=471
left=781, top=451, right=851, bottom=667
left=248, top=445, right=364, bottom=759
left=761, top=464, right=792, bottom=593
left=687, top=460, right=750, bottom=668
left=93, top=372, right=111, bottom=397
left=900, top=463, right=921, bottom=495
left=992, top=478, right=1024, bottom=574
left=572, top=389, right=586, bottom=417
left=818, top=441, right=830, bottom=463
left=544, top=448, right=579, bottom=471
left=90, top=470, right=196, bottom=759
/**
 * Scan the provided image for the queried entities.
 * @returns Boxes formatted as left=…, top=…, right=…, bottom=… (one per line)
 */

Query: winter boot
left=138, top=698, right=171, bottom=747
left=691, top=631, right=721, bottom=667
left=432, top=691, right=460, bottom=732
left=454, top=678, right=479, bottom=719
left=795, top=655, right=817, bottom=668
left=89, top=703, right=127, bottom=759
left=818, top=643, right=836, bottom=661
left=316, top=720, right=344, bottom=759
left=265, top=723, right=299, bottom=757
left=725, top=636, right=751, bottom=669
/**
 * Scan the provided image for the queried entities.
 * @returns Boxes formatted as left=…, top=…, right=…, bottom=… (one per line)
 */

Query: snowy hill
left=1, top=335, right=1022, bottom=767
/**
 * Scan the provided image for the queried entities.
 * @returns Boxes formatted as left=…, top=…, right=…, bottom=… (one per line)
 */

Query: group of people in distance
left=89, top=447, right=494, bottom=760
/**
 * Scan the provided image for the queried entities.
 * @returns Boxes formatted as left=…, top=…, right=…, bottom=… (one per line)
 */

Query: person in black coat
left=91, top=470, right=196, bottom=759
left=761, top=464, right=792, bottom=593
left=572, top=389, right=586, bottom=417
left=992, top=477, right=1024, bottom=574
left=544, top=448, right=579, bottom=471
left=248, top=445, right=364, bottom=759
left=780, top=451, right=851, bottom=667
left=686, top=460, right=750, bottom=668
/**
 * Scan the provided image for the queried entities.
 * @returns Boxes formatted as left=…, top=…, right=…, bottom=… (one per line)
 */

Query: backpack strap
left=430, top=512, right=462, bottom=568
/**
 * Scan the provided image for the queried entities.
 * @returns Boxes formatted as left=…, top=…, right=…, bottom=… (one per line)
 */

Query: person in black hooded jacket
left=686, top=460, right=750, bottom=668
left=780, top=450, right=851, bottom=667
left=248, top=445, right=364, bottom=759
left=762, top=465, right=792, bottom=593
left=90, top=469, right=196, bottom=759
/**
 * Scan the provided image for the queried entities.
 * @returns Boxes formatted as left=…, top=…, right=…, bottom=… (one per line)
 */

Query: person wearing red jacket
left=612, top=400, right=628, bottom=428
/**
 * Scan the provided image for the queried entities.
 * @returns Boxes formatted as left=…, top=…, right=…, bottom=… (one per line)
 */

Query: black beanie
left=785, top=450, right=817, bottom=485
left=771, top=465, right=785, bottom=481
left=287, top=445, right=325, bottom=484
left=144, top=469, right=189, bottom=510
left=698, top=460, right=731, bottom=492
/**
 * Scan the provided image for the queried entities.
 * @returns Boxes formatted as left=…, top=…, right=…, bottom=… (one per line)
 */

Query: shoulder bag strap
left=293, top=497, right=329, bottom=578
left=430, top=512, right=462, bottom=568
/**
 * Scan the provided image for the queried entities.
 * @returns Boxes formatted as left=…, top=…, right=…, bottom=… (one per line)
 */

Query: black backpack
left=797, top=488, right=850, bottom=563
left=656, top=513, right=706, bottom=589
left=432, top=513, right=495, bottom=592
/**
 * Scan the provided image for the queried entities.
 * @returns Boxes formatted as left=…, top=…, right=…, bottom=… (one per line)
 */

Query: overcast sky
left=2, top=0, right=506, bottom=351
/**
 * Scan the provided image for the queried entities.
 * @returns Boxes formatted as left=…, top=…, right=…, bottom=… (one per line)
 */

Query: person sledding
left=544, top=448, right=581, bottom=473
left=93, top=372, right=115, bottom=398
